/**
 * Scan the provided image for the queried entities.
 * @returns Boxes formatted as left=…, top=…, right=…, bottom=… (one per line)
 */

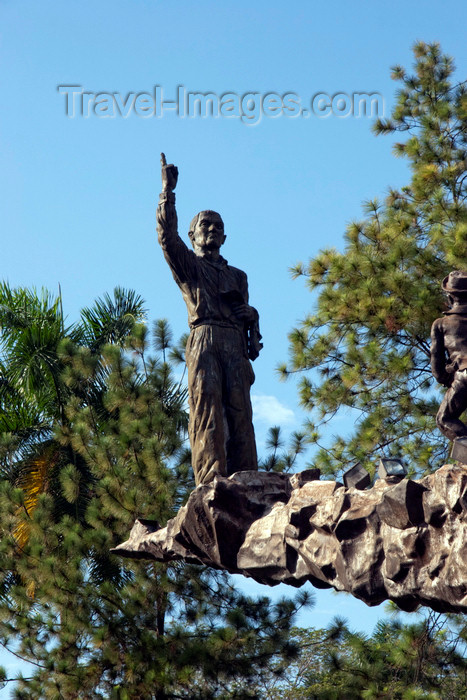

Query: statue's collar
left=445, top=304, right=467, bottom=315
left=203, top=254, right=228, bottom=269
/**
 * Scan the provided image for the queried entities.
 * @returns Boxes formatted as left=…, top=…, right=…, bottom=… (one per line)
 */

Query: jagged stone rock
left=111, top=464, right=467, bottom=613
left=451, top=437, right=467, bottom=464
left=343, top=462, right=371, bottom=490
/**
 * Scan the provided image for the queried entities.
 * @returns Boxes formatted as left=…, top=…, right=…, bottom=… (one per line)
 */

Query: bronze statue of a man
left=156, top=154, right=262, bottom=485
left=431, top=271, right=467, bottom=441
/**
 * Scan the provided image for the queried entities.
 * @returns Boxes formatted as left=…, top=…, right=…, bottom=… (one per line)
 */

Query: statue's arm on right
left=156, top=153, right=193, bottom=283
left=238, top=271, right=263, bottom=360
left=430, top=318, right=452, bottom=387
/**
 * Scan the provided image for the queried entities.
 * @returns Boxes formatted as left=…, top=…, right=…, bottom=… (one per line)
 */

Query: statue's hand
left=231, top=303, right=256, bottom=322
left=160, top=153, right=178, bottom=192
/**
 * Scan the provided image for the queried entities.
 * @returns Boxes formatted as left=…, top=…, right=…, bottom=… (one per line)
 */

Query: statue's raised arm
left=156, top=153, right=192, bottom=282
left=156, top=153, right=179, bottom=246
left=160, top=152, right=178, bottom=193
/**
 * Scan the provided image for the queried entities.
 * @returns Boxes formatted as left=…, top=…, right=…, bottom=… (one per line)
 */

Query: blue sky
left=1, top=0, right=467, bottom=690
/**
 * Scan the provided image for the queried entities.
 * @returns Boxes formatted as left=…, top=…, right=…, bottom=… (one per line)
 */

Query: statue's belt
left=190, top=319, right=243, bottom=332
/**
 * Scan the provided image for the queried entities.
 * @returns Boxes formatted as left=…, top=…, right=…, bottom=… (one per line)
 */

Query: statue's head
left=188, top=211, right=226, bottom=255
left=442, top=271, right=467, bottom=304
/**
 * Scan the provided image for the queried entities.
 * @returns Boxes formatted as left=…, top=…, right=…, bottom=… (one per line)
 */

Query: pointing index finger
left=160, top=152, right=167, bottom=167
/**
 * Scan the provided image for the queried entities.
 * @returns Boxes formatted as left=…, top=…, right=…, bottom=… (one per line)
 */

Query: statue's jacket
left=157, top=192, right=259, bottom=354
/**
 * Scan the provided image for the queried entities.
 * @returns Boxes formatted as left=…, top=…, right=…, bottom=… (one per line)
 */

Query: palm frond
left=80, top=287, right=146, bottom=351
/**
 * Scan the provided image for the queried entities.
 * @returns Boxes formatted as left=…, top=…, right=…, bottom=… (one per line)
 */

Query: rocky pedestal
left=112, top=465, right=467, bottom=613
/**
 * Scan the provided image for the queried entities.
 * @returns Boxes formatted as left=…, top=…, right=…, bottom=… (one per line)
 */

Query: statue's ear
left=222, top=234, right=227, bottom=245
left=188, top=231, right=194, bottom=242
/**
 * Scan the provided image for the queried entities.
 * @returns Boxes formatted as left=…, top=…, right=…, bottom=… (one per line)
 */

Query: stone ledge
left=112, top=465, right=467, bottom=613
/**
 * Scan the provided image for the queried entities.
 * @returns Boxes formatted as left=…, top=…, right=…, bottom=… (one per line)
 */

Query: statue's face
left=190, top=212, right=226, bottom=254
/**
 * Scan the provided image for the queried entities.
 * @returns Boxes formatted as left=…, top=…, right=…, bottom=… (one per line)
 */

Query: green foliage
left=259, top=426, right=308, bottom=473
left=0, top=287, right=304, bottom=698
left=262, top=613, right=467, bottom=699
left=281, top=42, right=467, bottom=477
